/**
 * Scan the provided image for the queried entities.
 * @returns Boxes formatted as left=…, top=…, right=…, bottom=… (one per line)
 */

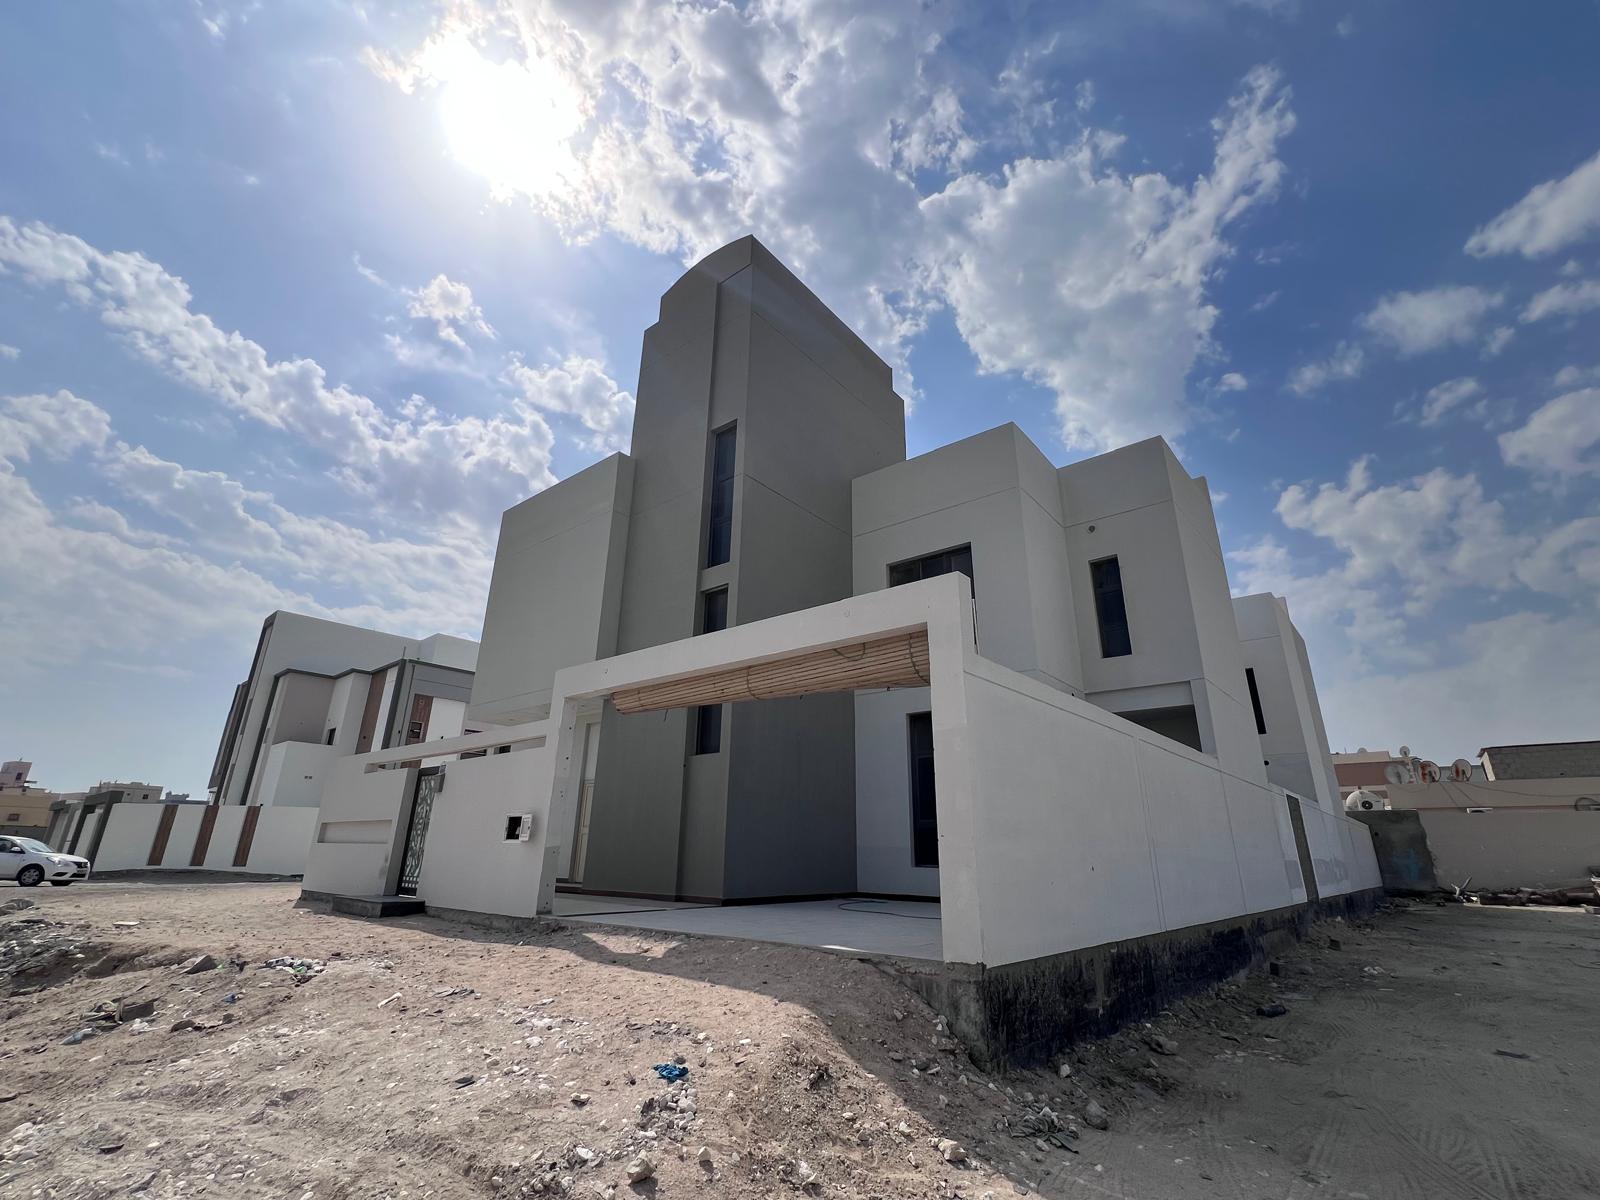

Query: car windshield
left=14, top=838, right=55, bottom=854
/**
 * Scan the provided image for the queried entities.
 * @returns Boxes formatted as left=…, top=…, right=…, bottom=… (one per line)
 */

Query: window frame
left=699, top=587, right=729, bottom=636
left=907, top=710, right=939, bottom=868
left=1089, top=555, right=1133, bottom=658
left=704, top=423, right=737, bottom=568
left=1244, top=667, right=1267, bottom=736
left=692, top=703, right=723, bottom=756
left=886, top=543, right=975, bottom=597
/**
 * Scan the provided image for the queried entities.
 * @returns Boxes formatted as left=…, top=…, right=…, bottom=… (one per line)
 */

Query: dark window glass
left=1090, top=556, right=1132, bottom=657
left=706, top=425, right=737, bottom=567
left=700, top=588, right=728, bottom=635
left=887, top=544, right=975, bottom=597
left=908, top=712, right=938, bottom=867
left=1245, top=667, right=1267, bottom=735
left=693, top=704, right=723, bottom=755
left=325, top=728, right=337, bottom=746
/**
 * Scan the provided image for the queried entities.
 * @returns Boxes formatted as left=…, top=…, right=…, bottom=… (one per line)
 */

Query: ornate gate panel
left=396, top=769, right=441, bottom=897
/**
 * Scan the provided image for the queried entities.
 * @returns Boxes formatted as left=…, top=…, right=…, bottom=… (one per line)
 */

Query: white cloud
left=406, top=273, right=496, bottom=348
left=1481, top=324, right=1514, bottom=358
left=1498, top=388, right=1600, bottom=478
left=1230, top=453, right=1600, bottom=761
left=101, top=441, right=285, bottom=558
left=1358, top=285, right=1502, bottom=356
left=1465, top=148, right=1600, bottom=259
left=1554, top=363, right=1600, bottom=388
left=0, top=392, right=495, bottom=674
left=0, top=343, right=19, bottom=360
left=1514, top=517, right=1600, bottom=595
left=1520, top=278, right=1600, bottom=323
left=504, top=355, right=634, bottom=454
left=1272, top=457, right=1521, bottom=615
left=1287, top=341, right=1363, bottom=394
left=1417, top=376, right=1482, bottom=426
left=0, top=216, right=557, bottom=529
left=368, top=8, right=1298, bottom=450
left=1217, top=372, right=1248, bottom=392
left=921, top=65, right=1296, bottom=448
left=0, top=390, right=112, bottom=462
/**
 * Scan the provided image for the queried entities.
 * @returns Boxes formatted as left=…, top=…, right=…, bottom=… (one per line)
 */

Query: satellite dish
left=1451, top=758, right=1473, bottom=781
left=1383, top=762, right=1408, bottom=786
left=1418, top=760, right=1441, bottom=783
left=1398, top=745, right=1412, bottom=759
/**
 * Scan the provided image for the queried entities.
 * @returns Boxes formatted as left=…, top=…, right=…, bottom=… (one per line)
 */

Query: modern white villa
left=290, top=236, right=1379, bottom=1063
left=209, top=612, right=480, bottom=809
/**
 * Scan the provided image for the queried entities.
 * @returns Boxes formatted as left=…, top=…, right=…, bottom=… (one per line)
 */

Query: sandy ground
left=2, top=879, right=1599, bottom=1200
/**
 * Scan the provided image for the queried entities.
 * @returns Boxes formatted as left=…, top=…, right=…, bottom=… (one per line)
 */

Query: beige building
left=0, top=760, right=81, bottom=838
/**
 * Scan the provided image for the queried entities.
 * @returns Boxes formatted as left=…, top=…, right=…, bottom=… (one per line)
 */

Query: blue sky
left=2, top=1, right=1598, bottom=797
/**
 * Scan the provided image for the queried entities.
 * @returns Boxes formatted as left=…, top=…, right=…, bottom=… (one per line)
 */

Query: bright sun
left=417, top=34, right=583, bottom=201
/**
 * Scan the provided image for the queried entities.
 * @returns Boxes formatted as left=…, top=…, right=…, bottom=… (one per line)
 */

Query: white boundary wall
left=304, top=724, right=555, bottom=907
left=85, top=803, right=319, bottom=876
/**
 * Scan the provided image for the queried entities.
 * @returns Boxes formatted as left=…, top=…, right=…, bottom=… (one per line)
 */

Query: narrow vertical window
left=693, top=703, right=723, bottom=755
left=700, top=587, right=728, bottom=635
left=908, top=711, right=938, bottom=868
left=705, top=424, right=737, bottom=568
left=1089, top=556, right=1132, bottom=658
left=1245, top=667, right=1267, bottom=736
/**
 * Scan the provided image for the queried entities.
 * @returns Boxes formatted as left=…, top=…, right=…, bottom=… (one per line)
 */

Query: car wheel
left=16, top=865, right=44, bottom=887
left=49, top=881, right=72, bottom=887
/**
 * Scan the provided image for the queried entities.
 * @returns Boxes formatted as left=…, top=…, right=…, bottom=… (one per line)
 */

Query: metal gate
left=396, top=768, right=441, bottom=897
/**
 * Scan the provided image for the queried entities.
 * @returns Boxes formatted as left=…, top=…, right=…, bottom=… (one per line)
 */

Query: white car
left=0, top=836, right=91, bottom=887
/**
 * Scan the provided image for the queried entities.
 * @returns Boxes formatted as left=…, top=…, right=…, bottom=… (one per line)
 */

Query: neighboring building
left=0, top=760, right=63, bottom=837
left=1332, top=748, right=1398, bottom=802
left=209, top=613, right=479, bottom=807
left=463, top=235, right=1345, bottom=904
left=1481, top=741, right=1600, bottom=781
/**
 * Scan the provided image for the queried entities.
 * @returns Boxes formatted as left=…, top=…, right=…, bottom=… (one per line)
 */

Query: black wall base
left=884, top=887, right=1384, bottom=1070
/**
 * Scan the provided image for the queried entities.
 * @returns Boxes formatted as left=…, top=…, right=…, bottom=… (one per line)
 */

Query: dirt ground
left=2, top=879, right=1598, bottom=1200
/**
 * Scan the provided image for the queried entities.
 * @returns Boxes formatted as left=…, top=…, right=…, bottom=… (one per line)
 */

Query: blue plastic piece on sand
left=653, top=1063, right=689, bottom=1081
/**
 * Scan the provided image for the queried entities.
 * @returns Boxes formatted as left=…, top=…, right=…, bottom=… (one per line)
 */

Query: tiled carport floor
left=551, top=893, right=943, bottom=960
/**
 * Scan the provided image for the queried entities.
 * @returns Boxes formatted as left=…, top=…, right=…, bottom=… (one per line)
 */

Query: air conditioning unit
left=1345, top=789, right=1389, bottom=813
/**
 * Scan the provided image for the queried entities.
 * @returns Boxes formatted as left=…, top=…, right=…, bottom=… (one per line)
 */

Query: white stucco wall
left=852, top=423, right=1081, bottom=692
left=158, top=805, right=206, bottom=868
left=425, top=698, right=467, bottom=742
left=854, top=685, right=939, bottom=896
left=418, top=633, right=480, bottom=672
left=1058, top=438, right=1267, bottom=789
left=257, top=741, right=340, bottom=808
left=69, top=801, right=321, bottom=876
left=303, top=761, right=418, bottom=898
left=91, top=804, right=165, bottom=872
left=1235, top=593, right=1341, bottom=814
left=244, top=807, right=319, bottom=875
left=204, top=806, right=248, bottom=870
left=414, top=747, right=558, bottom=918
left=936, top=651, right=1310, bottom=967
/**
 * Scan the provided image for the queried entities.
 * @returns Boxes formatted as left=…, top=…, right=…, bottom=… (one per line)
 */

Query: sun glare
left=418, top=34, right=583, bottom=201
